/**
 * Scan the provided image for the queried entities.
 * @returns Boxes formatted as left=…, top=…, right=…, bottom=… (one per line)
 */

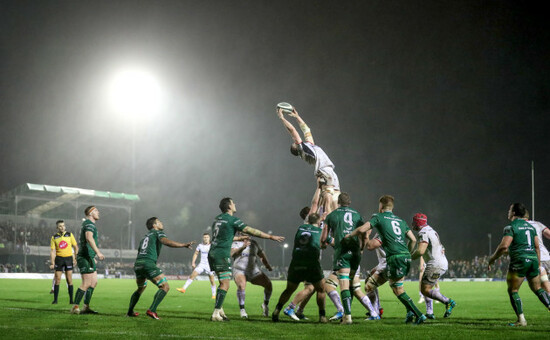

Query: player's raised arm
left=406, top=230, right=417, bottom=253
left=242, top=226, right=284, bottom=242
left=277, top=109, right=303, bottom=145
left=289, top=109, right=314, bottom=145
left=160, top=238, right=196, bottom=249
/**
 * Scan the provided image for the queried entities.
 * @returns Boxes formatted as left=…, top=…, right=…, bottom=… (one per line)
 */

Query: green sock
left=74, top=288, right=86, bottom=305
left=84, top=287, right=95, bottom=305
left=149, top=289, right=167, bottom=312
left=128, top=290, right=141, bottom=314
left=535, top=289, right=549, bottom=308
left=341, top=289, right=352, bottom=315
left=509, top=292, right=523, bottom=315
left=215, top=288, right=227, bottom=309
left=397, top=292, right=422, bottom=317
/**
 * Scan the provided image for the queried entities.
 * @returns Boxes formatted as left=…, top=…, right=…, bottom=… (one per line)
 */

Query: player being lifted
left=272, top=213, right=327, bottom=323
left=488, top=203, right=550, bottom=326
left=322, top=192, right=379, bottom=324
left=524, top=211, right=550, bottom=293
left=231, top=236, right=274, bottom=318
left=347, top=195, right=426, bottom=325
left=127, top=217, right=195, bottom=319
left=277, top=105, right=340, bottom=214
left=177, top=233, right=217, bottom=299
left=410, top=213, right=456, bottom=319
left=209, top=197, right=284, bottom=322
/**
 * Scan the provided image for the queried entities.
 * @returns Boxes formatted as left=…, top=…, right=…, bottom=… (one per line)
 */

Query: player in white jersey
left=177, top=233, right=217, bottom=298
left=277, top=106, right=340, bottom=214
left=525, top=211, right=550, bottom=293
left=364, top=232, right=387, bottom=318
left=231, top=237, right=273, bottom=318
left=410, top=213, right=456, bottom=319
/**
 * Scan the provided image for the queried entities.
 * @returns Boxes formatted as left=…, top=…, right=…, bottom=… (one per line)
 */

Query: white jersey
left=232, top=240, right=262, bottom=272
left=527, top=220, right=550, bottom=261
left=373, top=234, right=387, bottom=267
left=299, top=142, right=340, bottom=190
left=196, top=243, right=211, bottom=265
left=418, top=225, right=448, bottom=270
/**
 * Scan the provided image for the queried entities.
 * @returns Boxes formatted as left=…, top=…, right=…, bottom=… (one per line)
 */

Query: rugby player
left=209, top=197, right=284, bottom=322
left=364, top=232, right=387, bottom=318
left=347, top=195, right=426, bottom=325
left=272, top=213, right=327, bottom=323
left=410, top=213, right=456, bottom=319
left=322, top=192, right=379, bottom=324
left=277, top=107, right=340, bottom=214
left=488, top=203, right=550, bottom=326
left=127, top=217, right=195, bottom=319
left=177, top=233, right=217, bottom=299
left=71, top=206, right=105, bottom=315
left=50, top=220, right=78, bottom=304
left=524, top=211, right=550, bottom=293
left=231, top=237, right=274, bottom=318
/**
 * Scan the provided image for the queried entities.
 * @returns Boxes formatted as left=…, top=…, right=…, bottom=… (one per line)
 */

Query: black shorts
left=54, top=256, right=74, bottom=272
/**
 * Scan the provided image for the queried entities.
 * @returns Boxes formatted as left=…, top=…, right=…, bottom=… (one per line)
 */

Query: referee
left=50, top=220, right=78, bottom=304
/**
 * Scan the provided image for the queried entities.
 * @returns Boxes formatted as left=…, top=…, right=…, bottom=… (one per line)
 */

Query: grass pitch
left=0, top=279, right=549, bottom=339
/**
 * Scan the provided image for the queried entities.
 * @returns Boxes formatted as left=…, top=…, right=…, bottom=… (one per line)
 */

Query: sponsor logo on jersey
left=59, top=241, right=68, bottom=249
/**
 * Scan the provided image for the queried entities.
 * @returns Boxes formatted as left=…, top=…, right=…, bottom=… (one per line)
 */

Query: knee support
left=155, top=277, right=167, bottom=287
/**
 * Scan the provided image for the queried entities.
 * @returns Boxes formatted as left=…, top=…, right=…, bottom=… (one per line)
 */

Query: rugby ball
left=276, top=102, right=294, bottom=114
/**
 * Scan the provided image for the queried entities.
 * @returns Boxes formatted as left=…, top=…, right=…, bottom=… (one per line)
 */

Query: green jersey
left=369, top=211, right=410, bottom=257
left=209, top=213, right=246, bottom=258
left=291, top=224, right=322, bottom=266
left=503, top=219, right=538, bottom=260
left=78, top=219, right=98, bottom=258
left=135, top=229, right=167, bottom=263
left=325, top=206, right=364, bottom=251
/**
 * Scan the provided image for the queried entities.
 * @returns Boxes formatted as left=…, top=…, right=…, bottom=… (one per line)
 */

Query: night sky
left=1, top=1, right=549, bottom=265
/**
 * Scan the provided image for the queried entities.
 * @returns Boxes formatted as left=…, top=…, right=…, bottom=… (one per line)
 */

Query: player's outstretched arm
left=488, top=236, right=512, bottom=269
left=160, top=238, right=196, bottom=249
left=289, top=108, right=314, bottom=144
left=242, top=226, right=284, bottom=242
left=278, top=109, right=303, bottom=144
left=348, top=221, right=372, bottom=239
left=257, top=246, right=273, bottom=271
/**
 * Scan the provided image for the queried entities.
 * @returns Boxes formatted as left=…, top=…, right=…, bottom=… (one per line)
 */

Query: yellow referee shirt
left=51, top=232, right=77, bottom=257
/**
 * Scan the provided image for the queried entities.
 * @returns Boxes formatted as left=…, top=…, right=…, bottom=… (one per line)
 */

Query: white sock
left=183, top=279, right=193, bottom=290
left=237, top=289, right=246, bottom=307
left=425, top=295, right=433, bottom=314
left=211, top=285, right=216, bottom=296
left=328, top=290, right=344, bottom=313
left=360, top=296, right=378, bottom=317
left=426, top=289, right=449, bottom=304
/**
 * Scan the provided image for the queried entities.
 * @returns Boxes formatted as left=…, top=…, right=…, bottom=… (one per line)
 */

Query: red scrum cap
left=413, top=213, right=428, bottom=227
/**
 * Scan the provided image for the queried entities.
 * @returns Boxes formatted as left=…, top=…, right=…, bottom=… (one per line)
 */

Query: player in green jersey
left=348, top=195, right=426, bottom=325
left=209, top=197, right=285, bottom=322
left=71, top=206, right=105, bottom=315
left=272, top=213, right=327, bottom=323
left=322, top=192, right=379, bottom=324
left=488, top=203, right=550, bottom=326
left=126, top=217, right=195, bottom=319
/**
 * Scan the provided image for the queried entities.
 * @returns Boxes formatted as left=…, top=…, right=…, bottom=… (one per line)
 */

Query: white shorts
left=540, top=260, right=550, bottom=274
left=421, top=265, right=446, bottom=285
left=233, top=266, right=263, bottom=281
left=373, top=263, right=388, bottom=281
left=194, top=262, right=214, bottom=276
